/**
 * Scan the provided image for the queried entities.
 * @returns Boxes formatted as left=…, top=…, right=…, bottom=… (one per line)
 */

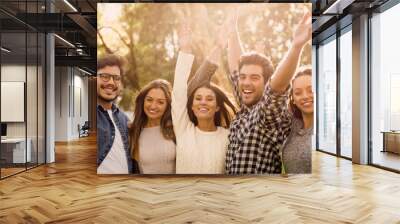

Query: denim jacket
left=97, top=104, right=137, bottom=173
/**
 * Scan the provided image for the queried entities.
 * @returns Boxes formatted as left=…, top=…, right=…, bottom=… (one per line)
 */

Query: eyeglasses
left=97, top=73, right=122, bottom=83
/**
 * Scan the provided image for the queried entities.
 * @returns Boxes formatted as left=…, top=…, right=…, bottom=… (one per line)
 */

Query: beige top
left=172, top=52, right=229, bottom=174
left=138, top=126, right=176, bottom=174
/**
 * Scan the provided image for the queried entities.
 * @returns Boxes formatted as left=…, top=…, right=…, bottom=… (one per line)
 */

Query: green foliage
left=98, top=3, right=311, bottom=111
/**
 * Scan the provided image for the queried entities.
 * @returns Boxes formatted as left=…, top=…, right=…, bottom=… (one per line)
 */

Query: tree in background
left=98, top=3, right=311, bottom=112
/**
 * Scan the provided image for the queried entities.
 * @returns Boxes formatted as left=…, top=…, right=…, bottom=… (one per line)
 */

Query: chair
left=79, top=121, right=90, bottom=138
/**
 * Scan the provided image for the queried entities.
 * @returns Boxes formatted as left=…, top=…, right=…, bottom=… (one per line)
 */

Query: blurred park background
left=97, top=3, right=311, bottom=113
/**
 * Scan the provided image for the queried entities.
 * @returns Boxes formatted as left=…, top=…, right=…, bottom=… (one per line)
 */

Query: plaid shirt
left=225, top=71, right=292, bottom=174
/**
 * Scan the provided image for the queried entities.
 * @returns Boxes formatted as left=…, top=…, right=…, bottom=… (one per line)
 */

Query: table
left=1, top=138, right=32, bottom=164
left=381, top=131, right=400, bottom=154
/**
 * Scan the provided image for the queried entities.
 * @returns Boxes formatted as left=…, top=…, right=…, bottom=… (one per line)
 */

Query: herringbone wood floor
left=0, top=135, right=399, bottom=224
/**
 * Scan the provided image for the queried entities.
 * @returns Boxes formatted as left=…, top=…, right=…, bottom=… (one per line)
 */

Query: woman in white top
left=172, top=23, right=237, bottom=174
left=129, top=79, right=176, bottom=174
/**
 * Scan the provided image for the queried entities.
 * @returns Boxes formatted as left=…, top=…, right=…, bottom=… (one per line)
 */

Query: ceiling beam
left=55, top=55, right=96, bottom=71
left=323, top=0, right=356, bottom=15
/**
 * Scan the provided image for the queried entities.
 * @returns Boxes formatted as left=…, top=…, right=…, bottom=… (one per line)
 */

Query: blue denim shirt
left=97, top=104, right=136, bottom=173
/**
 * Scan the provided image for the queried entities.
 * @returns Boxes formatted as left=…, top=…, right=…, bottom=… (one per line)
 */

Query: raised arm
left=187, top=45, right=222, bottom=95
left=171, top=23, right=195, bottom=137
left=259, top=12, right=312, bottom=131
left=226, top=9, right=244, bottom=106
left=187, top=20, right=230, bottom=96
left=227, top=9, right=243, bottom=74
left=270, top=12, right=312, bottom=94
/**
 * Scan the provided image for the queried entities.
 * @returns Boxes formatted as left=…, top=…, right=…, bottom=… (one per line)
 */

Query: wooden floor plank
left=0, top=135, right=399, bottom=223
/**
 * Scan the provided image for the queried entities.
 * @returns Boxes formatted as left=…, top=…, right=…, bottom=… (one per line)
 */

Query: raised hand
left=216, top=22, right=229, bottom=49
left=292, top=11, right=312, bottom=49
left=216, top=9, right=238, bottom=50
left=226, top=7, right=238, bottom=36
left=178, top=22, right=192, bottom=53
left=227, top=6, right=243, bottom=74
left=269, top=11, right=312, bottom=94
left=255, top=40, right=265, bottom=54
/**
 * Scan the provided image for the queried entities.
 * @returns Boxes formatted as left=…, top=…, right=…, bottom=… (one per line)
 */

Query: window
left=339, top=28, right=352, bottom=158
left=0, top=1, right=46, bottom=179
left=317, top=36, right=337, bottom=154
left=370, top=3, right=400, bottom=171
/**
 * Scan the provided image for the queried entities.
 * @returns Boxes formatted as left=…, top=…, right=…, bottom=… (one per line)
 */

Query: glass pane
left=72, top=69, right=89, bottom=140
left=340, top=29, right=352, bottom=158
left=27, top=31, right=38, bottom=169
left=1, top=30, right=27, bottom=177
left=371, top=4, right=400, bottom=171
left=317, top=37, right=337, bottom=154
left=38, top=32, right=45, bottom=165
left=312, top=45, right=317, bottom=150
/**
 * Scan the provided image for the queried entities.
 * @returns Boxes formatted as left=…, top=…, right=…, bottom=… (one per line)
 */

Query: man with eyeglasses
left=97, top=54, right=138, bottom=174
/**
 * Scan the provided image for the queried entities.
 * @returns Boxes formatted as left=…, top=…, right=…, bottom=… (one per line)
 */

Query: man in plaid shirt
left=225, top=12, right=312, bottom=174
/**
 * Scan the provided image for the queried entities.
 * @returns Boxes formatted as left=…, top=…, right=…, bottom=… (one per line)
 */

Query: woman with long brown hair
left=281, top=67, right=313, bottom=174
left=172, top=22, right=237, bottom=174
left=129, top=79, right=176, bottom=174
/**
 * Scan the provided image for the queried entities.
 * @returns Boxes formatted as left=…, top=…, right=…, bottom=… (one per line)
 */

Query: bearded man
left=96, top=54, right=137, bottom=174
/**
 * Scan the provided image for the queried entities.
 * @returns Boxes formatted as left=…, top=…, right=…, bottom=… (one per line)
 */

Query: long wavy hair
left=129, top=79, right=175, bottom=160
left=289, top=66, right=313, bottom=120
left=187, top=83, right=237, bottom=128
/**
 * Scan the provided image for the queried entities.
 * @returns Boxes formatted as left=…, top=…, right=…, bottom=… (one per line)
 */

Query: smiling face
left=292, top=75, right=313, bottom=115
left=97, top=65, right=121, bottom=103
left=143, top=88, right=168, bottom=125
left=191, top=87, right=220, bottom=122
left=238, top=64, right=265, bottom=107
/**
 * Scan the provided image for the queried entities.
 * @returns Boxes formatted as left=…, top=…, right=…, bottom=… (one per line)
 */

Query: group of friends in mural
left=96, top=10, right=313, bottom=175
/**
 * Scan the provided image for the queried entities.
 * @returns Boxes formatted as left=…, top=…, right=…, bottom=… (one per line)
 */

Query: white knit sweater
left=172, top=52, right=228, bottom=174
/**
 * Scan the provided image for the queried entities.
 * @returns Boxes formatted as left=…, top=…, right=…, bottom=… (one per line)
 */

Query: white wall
left=54, top=67, right=89, bottom=141
left=1, top=65, right=35, bottom=138
left=54, top=66, right=69, bottom=141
